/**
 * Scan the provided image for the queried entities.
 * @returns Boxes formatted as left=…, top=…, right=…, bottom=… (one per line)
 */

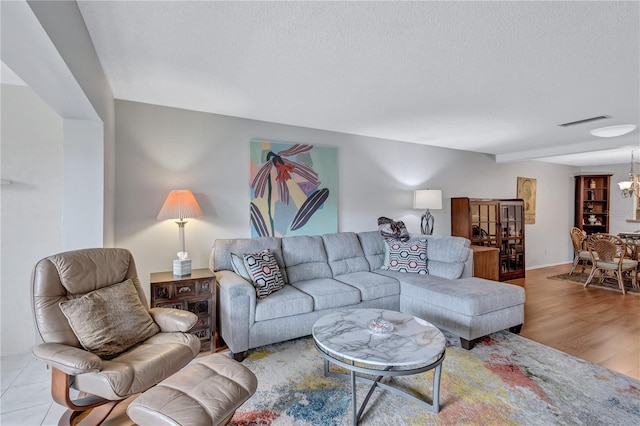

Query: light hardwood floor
left=508, top=263, right=640, bottom=380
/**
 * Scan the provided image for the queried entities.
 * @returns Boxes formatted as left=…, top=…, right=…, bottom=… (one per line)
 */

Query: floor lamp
left=413, top=189, right=442, bottom=235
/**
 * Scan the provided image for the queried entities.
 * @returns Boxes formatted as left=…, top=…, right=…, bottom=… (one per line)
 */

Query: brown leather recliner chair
left=31, top=248, right=201, bottom=425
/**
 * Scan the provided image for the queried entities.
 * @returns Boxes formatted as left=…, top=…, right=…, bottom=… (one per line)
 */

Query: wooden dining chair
left=585, top=233, right=639, bottom=295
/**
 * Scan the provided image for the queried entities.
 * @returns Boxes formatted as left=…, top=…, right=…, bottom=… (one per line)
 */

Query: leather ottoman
left=127, top=354, right=257, bottom=425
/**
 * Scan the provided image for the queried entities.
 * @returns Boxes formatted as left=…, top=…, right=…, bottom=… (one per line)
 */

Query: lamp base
left=173, top=259, right=192, bottom=276
left=421, top=210, right=435, bottom=235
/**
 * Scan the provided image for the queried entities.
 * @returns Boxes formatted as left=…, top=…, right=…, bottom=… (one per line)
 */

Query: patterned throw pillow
left=59, top=279, right=160, bottom=359
left=242, top=250, right=285, bottom=299
left=387, top=239, right=428, bottom=274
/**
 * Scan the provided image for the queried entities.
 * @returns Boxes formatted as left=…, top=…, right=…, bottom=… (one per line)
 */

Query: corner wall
left=115, top=100, right=578, bottom=302
left=1, top=85, right=63, bottom=356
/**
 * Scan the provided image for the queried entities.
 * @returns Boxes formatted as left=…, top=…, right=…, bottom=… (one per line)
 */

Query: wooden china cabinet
left=451, top=197, right=526, bottom=281
left=574, top=174, right=612, bottom=235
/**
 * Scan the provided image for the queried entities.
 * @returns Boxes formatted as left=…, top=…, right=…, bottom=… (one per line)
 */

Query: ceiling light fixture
left=590, top=124, right=637, bottom=138
left=618, top=150, right=639, bottom=198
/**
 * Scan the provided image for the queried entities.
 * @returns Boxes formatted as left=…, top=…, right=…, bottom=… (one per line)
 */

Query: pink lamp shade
left=157, top=189, right=203, bottom=221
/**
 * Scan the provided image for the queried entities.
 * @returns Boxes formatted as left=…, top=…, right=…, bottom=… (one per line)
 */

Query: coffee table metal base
left=313, top=340, right=445, bottom=425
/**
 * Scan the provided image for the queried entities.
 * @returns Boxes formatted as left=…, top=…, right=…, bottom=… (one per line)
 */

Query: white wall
left=1, top=84, right=63, bottom=356
left=27, top=0, right=116, bottom=247
left=115, top=100, right=579, bottom=303
left=0, top=0, right=113, bottom=356
left=62, top=119, right=104, bottom=250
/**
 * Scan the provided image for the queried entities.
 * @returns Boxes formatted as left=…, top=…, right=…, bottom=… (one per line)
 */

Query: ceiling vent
left=558, top=115, right=611, bottom=127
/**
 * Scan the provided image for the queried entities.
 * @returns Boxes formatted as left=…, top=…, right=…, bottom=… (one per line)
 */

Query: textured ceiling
left=77, top=1, right=639, bottom=166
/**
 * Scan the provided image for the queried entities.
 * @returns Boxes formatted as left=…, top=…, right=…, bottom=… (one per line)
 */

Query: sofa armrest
left=32, top=343, right=102, bottom=376
left=216, top=270, right=257, bottom=354
left=149, top=308, right=198, bottom=332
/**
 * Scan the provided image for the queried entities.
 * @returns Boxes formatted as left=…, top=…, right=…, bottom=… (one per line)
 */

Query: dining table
left=617, top=232, right=640, bottom=260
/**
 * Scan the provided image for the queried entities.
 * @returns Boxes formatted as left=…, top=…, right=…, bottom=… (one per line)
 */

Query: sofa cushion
left=425, top=236, right=470, bottom=279
left=291, top=278, right=361, bottom=310
left=386, top=239, right=428, bottom=274
left=59, top=280, right=160, bottom=359
left=242, top=250, right=285, bottom=299
left=426, top=260, right=465, bottom=280
left=389, top=273, right=525, bottom=316
left=427, top=235, right=471, bottom=263
left=322, top=232, right=370, bottom=276
left=254, top=285, right=314, bottom=321
left=230, top=253, right=252, bottom=282
left=282, top=235, right=332, bottom=282
left=333, top=271, right=400, bottom=301
left=357, top=231, right=386, bottom=271
left=214, top=237, right=288, bottom=283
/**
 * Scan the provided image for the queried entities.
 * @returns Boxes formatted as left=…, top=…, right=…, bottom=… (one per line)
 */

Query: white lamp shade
left=413, top=189, right=442, bottom=210
left=157, top=189, right=203, bottom=220
left=618, top=180, right=633, bottom=190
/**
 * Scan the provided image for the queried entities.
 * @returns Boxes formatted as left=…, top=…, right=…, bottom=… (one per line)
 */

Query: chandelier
left=618, top=150, right=639, bottom=198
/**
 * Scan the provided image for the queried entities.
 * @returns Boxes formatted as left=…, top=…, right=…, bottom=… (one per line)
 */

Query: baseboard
left=526, top=261, right=572, bottom=270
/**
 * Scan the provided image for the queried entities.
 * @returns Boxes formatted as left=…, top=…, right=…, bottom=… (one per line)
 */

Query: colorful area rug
left=548, top=271, right=640, bottom=294
left=227, top=331, right=640, bottom=425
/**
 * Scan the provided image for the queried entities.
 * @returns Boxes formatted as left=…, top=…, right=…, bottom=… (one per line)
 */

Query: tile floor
left=0, top=351, right=210, bottom=425
left=0, top=352, right=67, bottom=426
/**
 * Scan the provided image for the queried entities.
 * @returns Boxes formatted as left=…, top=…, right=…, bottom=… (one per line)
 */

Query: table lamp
left=413, top=189, right=442, bottom=235
left=157, top=189, right=203, bottom=276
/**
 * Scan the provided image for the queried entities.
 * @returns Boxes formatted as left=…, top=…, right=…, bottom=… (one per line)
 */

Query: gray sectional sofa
left=211, top=231, right=525, bottom=360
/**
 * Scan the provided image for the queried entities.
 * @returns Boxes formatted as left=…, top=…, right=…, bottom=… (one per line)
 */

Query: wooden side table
left=150, top=268, right=215, bottom=352
left=470, top=245, right=500, bottom=281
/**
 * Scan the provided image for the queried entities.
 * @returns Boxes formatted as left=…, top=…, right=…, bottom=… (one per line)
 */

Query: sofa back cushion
left=425, top=235, right=471, bottom=279
left=213, top=237, right=288, bottom=282
left=357, top=231, right=386, bottom=270
left=322, top=232, right=370, bottom=276
left=426, top=235, right=471, bottom=262
left=282, top=235, right=332, bottom=282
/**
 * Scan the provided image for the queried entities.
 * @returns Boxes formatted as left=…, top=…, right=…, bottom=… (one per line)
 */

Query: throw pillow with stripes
left=387, top=239, right=428, bottom=274
left=242, top=249, right=285, bottom=298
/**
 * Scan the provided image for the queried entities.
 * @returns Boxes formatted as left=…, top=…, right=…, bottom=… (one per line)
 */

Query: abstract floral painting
left=249, top=140, right=337, bottom=237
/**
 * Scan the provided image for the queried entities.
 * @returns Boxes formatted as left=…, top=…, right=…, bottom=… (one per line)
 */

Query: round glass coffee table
left=312, top=308, right=446, bottom=425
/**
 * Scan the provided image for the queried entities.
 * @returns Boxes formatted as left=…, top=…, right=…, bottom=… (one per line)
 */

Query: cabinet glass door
left=500, top=203, right=524, bottom=277
left=470, top=203, right=497, bottom=246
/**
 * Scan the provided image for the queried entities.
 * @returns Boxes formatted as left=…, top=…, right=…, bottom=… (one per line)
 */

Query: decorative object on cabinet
left=413, top=189, right=443, bottom=235
left=451, top=197, right=525, bottom=281
left=157, top=189, right=203, bottom=276
left=516, top=177, right=536, bottom=224
left=574, top=174, right=611, bottom=235
left=150, top=268, right=215, bottom=351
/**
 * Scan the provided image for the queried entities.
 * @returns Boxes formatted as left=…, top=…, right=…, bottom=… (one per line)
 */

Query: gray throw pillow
left=59, top=279, right=160, bottom=359
left=230, top=252, right=253, bottom=282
